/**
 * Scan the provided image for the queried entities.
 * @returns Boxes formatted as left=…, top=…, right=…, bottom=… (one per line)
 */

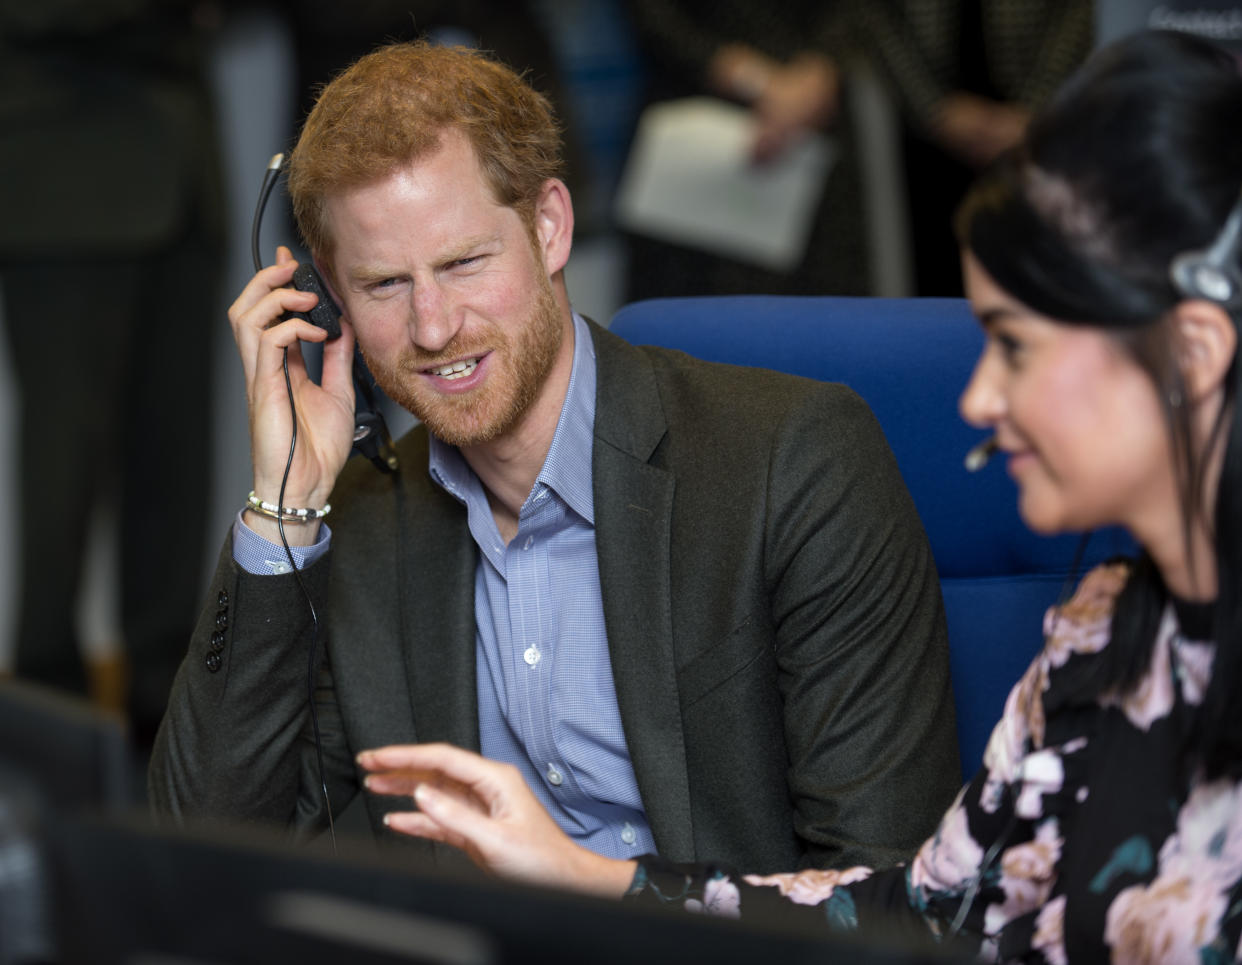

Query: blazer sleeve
left=766, top=384, right=961, bottom=869
left=148, top=535, right=357, bottom=838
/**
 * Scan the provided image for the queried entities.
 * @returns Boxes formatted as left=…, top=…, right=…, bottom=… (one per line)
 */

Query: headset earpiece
left=1170, top=189, right=1242, bottom=308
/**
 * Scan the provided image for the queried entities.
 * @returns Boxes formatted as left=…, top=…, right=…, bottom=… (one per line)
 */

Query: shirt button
left=620, top=823, right=637, bottom=846
left=546, top=764, right=563, bottom=787
left=523, top=535, right=533, bottom=550
left=523, top=647, right=541, bottom=667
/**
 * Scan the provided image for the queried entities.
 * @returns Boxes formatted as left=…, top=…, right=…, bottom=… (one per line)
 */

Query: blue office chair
left=609, top=296, right=1134, bottom=780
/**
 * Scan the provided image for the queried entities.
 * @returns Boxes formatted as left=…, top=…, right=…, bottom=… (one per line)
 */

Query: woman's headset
left=1170, top=188, right=1242, bottom=309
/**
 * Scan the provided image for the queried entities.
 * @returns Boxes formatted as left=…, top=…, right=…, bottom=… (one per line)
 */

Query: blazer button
left=209, top=631, right=226, bottom=653
left=217, top=589, right=229, bottom=607
left=215, top=610, right=229, bottom=630
left=205, top=651, right=223, bottom=673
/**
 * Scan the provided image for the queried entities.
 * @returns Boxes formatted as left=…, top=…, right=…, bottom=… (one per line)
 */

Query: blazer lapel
left=394, top=467, right=482, bottom=752
left=590, top=324, right=695, bottom=861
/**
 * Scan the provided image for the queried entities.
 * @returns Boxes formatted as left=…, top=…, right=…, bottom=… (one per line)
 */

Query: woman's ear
left=1174, top=299, right=1237, bottom=403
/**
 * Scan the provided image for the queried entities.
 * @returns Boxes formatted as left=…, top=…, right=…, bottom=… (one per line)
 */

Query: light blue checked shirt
left=234, top=312, right=655, bottom=860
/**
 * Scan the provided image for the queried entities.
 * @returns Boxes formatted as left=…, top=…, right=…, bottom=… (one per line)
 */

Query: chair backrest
left=608, top=295, right=1133, bottom=779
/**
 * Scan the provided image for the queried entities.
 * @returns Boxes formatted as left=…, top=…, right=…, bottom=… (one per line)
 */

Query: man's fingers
left=229, top=266, right=320, bottom=388
left=382, top=783, right=499, bottom=862
left=407, top=782, right=501, bottom=850
left=359, top=744, right=510, bottom=793
left=363, top=769, right=474, bottom=800
left=363, top=772, right=421, bottom=797
left=383, top=809, right=473, bottom=854
left=319, top=318, right=356, bottom=397
left=229, top=259, right=300, bottom=327
left=252, top=315, right=328, bottom=374
left=358, top=745, right=530, bottom=838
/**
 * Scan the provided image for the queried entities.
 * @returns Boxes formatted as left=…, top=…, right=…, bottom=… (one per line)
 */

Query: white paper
left=613, top=97, right=836, bottom=272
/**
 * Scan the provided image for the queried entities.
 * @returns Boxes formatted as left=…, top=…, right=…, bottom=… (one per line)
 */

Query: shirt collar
left=428, top=311, right=597, bottom=524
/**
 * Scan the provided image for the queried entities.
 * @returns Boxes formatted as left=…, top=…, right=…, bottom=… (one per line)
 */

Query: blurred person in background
left=0, top=0, right=225, bottom=749
left=624, top=1, right=872, bottom=301
left=851, top=0, right=1093, bottom=296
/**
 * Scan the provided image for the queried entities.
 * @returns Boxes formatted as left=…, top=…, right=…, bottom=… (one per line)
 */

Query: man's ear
left=1174, top=299, right=1237, bottom=403
left=533, top=178, right=574, bottom=277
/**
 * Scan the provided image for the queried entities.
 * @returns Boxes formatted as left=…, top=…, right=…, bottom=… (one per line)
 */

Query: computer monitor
left=44, top=812, right=967, bottom=965
left=0, top=678, right=135, bottom=813
left=0, top=679, right=139, bottom=962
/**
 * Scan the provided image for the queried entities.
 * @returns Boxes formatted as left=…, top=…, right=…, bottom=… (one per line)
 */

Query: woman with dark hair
left=357, top=30, right=1242, bottom=961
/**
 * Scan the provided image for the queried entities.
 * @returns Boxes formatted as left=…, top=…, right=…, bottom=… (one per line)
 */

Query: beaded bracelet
left=245, top=490, right=331, bottom=522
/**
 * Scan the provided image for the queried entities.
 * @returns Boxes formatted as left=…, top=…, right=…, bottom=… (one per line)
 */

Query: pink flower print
left=910, top=803, right=986, bottom=898
left=684, top=876, right=742, bottom=918
left=1172, top=637, right=1214, bottom=707
left=744, top=866, right=873, bottom=907
left=1002, top=819, right=1061, bottom=888
left=1102, top=614, right=1175, bottom=731
left=1105, top=875, right=1226, bottom=964
left=983, top=659, right=1048, bottom=793
left=1159, top=780, right=1242, bottom=889
left=1014, top=748, right=1065, bottom=821
left=984, top=819, right=1063, bottom=936
left=1042, top=563, right=1128, bottom=667
left=1031, top=895, right=1068, bottom=965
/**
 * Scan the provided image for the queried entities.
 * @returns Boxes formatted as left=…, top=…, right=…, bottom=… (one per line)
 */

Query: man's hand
left=228, top=246, right=357, bottom=544
left=358, top=743, right=638, bottom=899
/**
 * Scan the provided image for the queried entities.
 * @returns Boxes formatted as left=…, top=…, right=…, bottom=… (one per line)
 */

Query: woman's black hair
left=954, top=29, right=1242, bottom=777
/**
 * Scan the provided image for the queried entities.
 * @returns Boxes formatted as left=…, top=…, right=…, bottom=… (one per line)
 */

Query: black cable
left=251, top=154, right=336, bottom=852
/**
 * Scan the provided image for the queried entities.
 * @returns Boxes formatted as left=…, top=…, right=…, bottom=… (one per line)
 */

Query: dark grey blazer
left=151, top=321, right=960, bottom=873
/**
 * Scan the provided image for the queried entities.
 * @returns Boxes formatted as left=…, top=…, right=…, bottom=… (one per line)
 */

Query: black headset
left=251, top=153, right=399, bottom=475
left=245, top=153, right=409, bottom=852
left=1170, top=188, right=1242, bottom=309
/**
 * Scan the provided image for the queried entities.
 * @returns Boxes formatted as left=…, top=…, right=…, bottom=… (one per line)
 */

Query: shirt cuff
left=232, top=510, right=331, bottom=575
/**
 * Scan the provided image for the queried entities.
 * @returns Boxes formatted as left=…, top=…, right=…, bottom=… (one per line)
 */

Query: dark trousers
left=901, top=130, right=975, bottom=297
left=2, top=229, right=216, bottom=741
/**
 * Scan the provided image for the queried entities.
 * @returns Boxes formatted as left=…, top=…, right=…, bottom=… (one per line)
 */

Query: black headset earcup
left=1170, top=251, right=1242, bottom=307
left=1170, top=192, right=1242, bottom=308
left=290, top=263, right=343, bottom=339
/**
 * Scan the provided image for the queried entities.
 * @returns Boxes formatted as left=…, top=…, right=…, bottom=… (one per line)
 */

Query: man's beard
left=362, top=273, right=565, bottom=448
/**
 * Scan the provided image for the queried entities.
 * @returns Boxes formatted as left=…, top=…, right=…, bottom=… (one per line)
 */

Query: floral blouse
left=627, top=563, right=1242, bottom=962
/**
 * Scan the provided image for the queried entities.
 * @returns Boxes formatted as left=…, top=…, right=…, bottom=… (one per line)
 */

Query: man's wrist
left=568, top=852, right=639, bottom=900
left=240, top=508, right=323, bottom=547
